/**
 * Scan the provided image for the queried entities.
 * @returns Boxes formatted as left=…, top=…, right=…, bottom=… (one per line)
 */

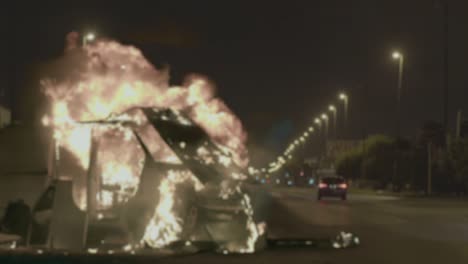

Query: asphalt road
left=3, top=186, right=468, bottom=264
left=161, top=187, right=468, bottom=264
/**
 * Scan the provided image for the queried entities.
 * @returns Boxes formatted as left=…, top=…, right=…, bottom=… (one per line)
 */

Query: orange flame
left=42, top=40, right=248, bottom=168
left=143, top=170, right=203, bottom=248
left=41, top=38, right=258, bottom=251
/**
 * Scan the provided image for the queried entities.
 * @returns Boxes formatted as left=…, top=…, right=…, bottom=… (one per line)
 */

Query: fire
left=42, top=40, right=248, bottom=167
left=64, top=126, right=92, bottom=169
left=241, top=194, right=259, bottom=253
left=42, top=36, right=261, bottom=252
left=143, top=170, right=203, bottom=248
left=94, top=126, right=145, bottom=209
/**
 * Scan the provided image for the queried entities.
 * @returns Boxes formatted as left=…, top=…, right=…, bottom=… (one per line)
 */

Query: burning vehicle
left=29, top=107, right=265, bottom=253
left=24, top=35, right=266, bottom=254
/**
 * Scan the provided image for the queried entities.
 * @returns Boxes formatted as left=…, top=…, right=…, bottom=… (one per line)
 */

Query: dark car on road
left=317, top=176, right=347, bottom=200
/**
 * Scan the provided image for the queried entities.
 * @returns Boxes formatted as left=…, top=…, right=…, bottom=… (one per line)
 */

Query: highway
left=164, top=187, right=468, bottom=264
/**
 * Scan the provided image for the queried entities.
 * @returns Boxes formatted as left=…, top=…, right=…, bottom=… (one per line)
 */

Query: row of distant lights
left=252, top=177, right=315, bottom=187
left=255, top=92, right=349, bottom=175
left=258, top=50, right=403, bottom=176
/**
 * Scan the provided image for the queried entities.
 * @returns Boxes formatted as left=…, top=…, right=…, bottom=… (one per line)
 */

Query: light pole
left=392, top=51, right=404, bottom=138
left=321, top=114, right=329, bottom=140
left=315, top=117, right=324, bottom=158
left=391, top=51, right=404, bottom=191
left=339, top=93, right=348, bottom=136
left=83, top=32, right=96, bottom=47
left=329, top=105, right=337, bottom=138
left=314, top=118, right=322, bottom=136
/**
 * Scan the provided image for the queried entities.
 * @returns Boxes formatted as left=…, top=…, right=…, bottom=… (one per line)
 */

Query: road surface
left=3, top=186, right=468, bottom=264
left=162, top=187, right=468, bottom=264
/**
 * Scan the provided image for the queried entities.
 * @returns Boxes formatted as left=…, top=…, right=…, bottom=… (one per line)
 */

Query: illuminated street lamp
left=300, top=136, right=305, bottom=142
left=390, top=51, right=405, bottom=189
left=308, top=126, right=314, bottom=132
left=304, top=131, right=309, bottom=137
left=392, top=51, right=404, bottom=138
left=392, top=51, right=401, bottom=59
left=314, top=118, right=322, bottom=136
left=83, top=32, right=96, bottom=47
left=321, top=113, right=329, bottom=138
left=339, top=92, right=349, bottom=132
left=329, top=105, right=337, bottom=138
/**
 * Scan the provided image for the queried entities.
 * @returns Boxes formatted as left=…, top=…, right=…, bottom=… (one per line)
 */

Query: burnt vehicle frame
left=26, top=107, right=263, bottom=252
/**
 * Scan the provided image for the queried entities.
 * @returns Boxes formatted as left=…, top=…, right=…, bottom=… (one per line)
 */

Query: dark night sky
left=3, top=0, right=468, bottom=160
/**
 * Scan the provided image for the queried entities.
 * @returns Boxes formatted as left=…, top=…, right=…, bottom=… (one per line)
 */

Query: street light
left=329, top=105, right=337, bottom=138
left=83, top=32, right=96, bottom=47
left=314, top=118, right=322, bottom=137
left=390, top=51, right=405, bottom=190
left=308, top=126, right=314, bottom=132
left=392, top=51, right=404, bottom=138
left=321, top=113, right=329, bottom=138
left=339, top=93, right=349, bottom=134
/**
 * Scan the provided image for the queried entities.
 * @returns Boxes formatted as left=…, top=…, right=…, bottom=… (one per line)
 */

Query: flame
left=42, top=40, right=248, bottom=169
left=241, top=193, right=260, bottom=253
left=143, top=170, right=203, bottom=248
left=190, top=99, right=248, bottom=167
left=92, top=125, right=145, bottom=210
left=41, top=38, right=260, bottom=251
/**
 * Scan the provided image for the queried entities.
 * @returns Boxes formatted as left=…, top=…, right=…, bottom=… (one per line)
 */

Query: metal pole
left=344, top=98, right=349, bottom=132
left=443, top=0, right=449, bottom=134
left=396, top=56, right=404, bottom=138
left=392, top=57, right=403, bottom=192
left=83, top=128, right=98, bottom=249
left=332, top=110, right=337, bottom=138
left=324, top=119, right=329, bottom=140
left=456, top=110, right=462, bottom=139
left=316, top=122, right=323, bottom=155
left=427, top=141, right=432, bottom=195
